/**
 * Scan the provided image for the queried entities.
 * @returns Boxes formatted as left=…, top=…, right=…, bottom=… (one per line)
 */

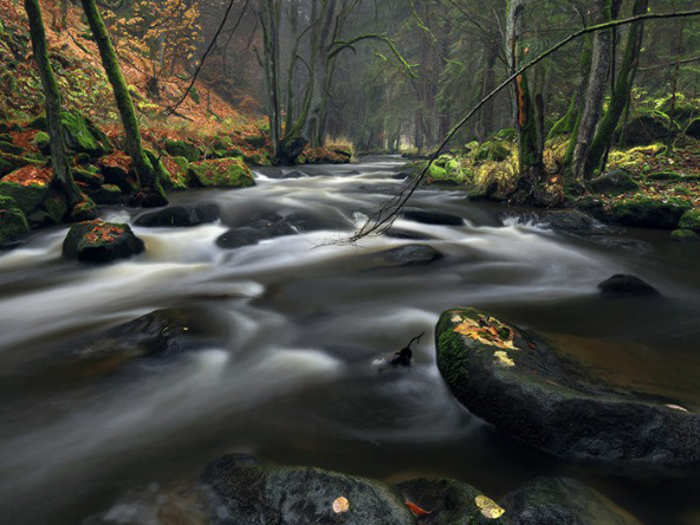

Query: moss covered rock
left=28, top=189, right=68, bottom=227
left=0, top=165, right=54, bottom=213
left=589, top=169, right=639, bottom=194
left=678, top=208, right=700, bottom=232
left=436, top=307, right=700, bottom=474
left=671, top=229, right=699, bottom=242
left=98, top=151, right=138, bottom=192
left=0, top=203, right=29, bottom=244
left=59, top=111, right=111, bottom=157
left=189, top=158, right=255, bottom=188
left=0, top=151, right=45, bottom=177
left=63, top=219, right=144, bottom=263
left=161, top=155, right=190, bottom=190
left=611, top=195, right=691, bottom=229
left=499, top=477, right=641, bottom=525
left=0, top=139, right=24, bottom=155
left=164, top=139, right=201, bottom=162
left=200, top=454, right=415, bottom=525
left=85, top=184, right=122, bottom=205
left=475, top=141, right=511, bottom=162
left=622, top=114, right=674, bottom=147
left=73, top=166, right=105, bottom=186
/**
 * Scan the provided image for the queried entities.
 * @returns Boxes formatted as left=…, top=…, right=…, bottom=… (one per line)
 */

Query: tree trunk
left=586, top=0, right=648, bottom=175
left=80, top=0, right=167, bottom=206
left=25, top=0, right=85, bottom=211
left=570, top=0, right=612, bottom=182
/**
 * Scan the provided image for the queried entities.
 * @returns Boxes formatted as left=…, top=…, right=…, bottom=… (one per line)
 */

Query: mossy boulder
left=499, top=477, right=642, bottom=525
left=85, top=184, right=122, bottom=205
left=243, top=134, right=267, bottom=148
left=28, top=189, right=68, bottom=227
left=161, top=155, right=190, bottom=190
left=98, top=151, right=138, bottom=192
left=0, top=151, right=44, bottom=177
left=0, top=201, right=29, bottom=244
left=589, top=169, right=639, bottom=195
left=59, top=111, right=111, bottom=157
left=31, top=131, right=50, bottom=154
left=436, top=307, right=700, bottom=473
left=135, top=203, right=219, bottom=227
left=611, top=195, right=691, bottom=229
left=73, top=166, right=105, bottom=186
left=678, top=208, right=700, bottom=232
left=395, top=478, right=509, bottom=524
left=68, top=197, right=98, bottom=222
left=63, top=220, right=144, bottom=263
left=475, top=141, right=511, bottom=162
left=622, top=114, right=674, bottom=147
left=0, top=139, right=24, bottom=155
left=189, top=158, right=255, bottom=188
left=0, top=165, right=54, bottom=213
left=164, top=139, right=201, bottom=162
left=671, top=229, right=699, bottom=242
left=199, top=454, right=415, bottom=525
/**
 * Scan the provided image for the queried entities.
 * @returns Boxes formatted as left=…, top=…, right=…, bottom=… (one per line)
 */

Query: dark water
left=0, top=156, right=698, bottom=524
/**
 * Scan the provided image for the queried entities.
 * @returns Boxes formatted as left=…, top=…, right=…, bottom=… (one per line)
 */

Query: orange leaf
left=405, top=500, right=432, bottom=517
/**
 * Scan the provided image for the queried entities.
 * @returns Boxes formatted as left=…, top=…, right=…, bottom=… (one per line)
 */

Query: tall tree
left=24, top=0, right=90, bottom=214
left=80, top=0, right=168, bottom=206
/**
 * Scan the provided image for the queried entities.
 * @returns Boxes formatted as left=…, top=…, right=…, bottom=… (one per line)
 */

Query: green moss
left=188, top=158, right=255, bottom=188
left=86, top=183, right=121, bottom=205
left=32, top=131, right=50, bottom=152
left=163, top=139, right=201, bottom=162
left=671, top=229, right=699, bottom=242
left=475, top=141, right=511, bottom=162
left=0, top=180, right=50, bottom=213
left=60, top=111, right=110, bottom=156
left=679, top=208, right=700, bottom=232
left=73, top=166, right=105, bottom=186
left=647, top=171, right=700, bottom=182
left=612, top=194, right=692, bottom=229
left=0, top=140, right=24, bottom=155
left=0, top=207, right=29, bottom=243
left=69, top=198, right=98, bottom=222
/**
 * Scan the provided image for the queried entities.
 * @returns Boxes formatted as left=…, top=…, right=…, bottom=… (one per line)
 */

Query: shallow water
left=0, top=156, right=699, bottom=524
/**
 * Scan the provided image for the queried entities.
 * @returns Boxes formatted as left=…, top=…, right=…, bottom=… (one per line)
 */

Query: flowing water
left=0, top=156, right=699, bottom=524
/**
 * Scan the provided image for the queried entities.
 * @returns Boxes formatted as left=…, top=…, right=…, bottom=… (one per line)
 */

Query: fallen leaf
left=475, top=495, right=505, bottom=519
left=405, top=500, right=432, bottom=517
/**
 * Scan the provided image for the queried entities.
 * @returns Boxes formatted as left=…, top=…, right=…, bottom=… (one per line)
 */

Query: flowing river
left=0, top=156, right=699, bottom=524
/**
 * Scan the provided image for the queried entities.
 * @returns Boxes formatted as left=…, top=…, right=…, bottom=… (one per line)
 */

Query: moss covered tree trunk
left=507, top=0, right=545, bottom=205
left=80, top=0, right=167, bottom=207
left=586, top=0, right=649, bottom=175
left=24, top=0, right=85, bottom=211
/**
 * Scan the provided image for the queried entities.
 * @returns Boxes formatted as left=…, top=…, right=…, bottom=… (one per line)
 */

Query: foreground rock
left=500, top=477, right=641, bottom=525
left=200, top=454, right=415, bottom=525
left=395, top=478, right=509, bottom=524
left=611, top=195, right=691, bottom=229
left=135, top=203, right=220, bottom=227
left=436, top=307, right=700, bottom=474
left=598, top=274, right=660, bottom=297
left=63, top=220, right=144, bottom=263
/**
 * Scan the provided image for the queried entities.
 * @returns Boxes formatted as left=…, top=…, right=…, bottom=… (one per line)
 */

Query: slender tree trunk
left=80, top=0, right=167, bottom=206
left=25, top=0, right=85, bottom=212
left=586, top=0, right=649, bottom=174
left=571, top=0, right=612, bottom=181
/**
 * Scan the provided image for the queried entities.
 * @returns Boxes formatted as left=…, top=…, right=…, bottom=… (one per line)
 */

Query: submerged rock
left=597, top=274, right=660, bottom=297
left=499, top=477, right=641, bottom=525
left=63, top=220, right=144, bottom=263
left=200, top=454, right=414, bottom=525
left=395, top=478, right=509, bottom=525
left=435, top=307, right=700, bottom=474
left=135, top=203, right=220, bottom=227
left=402, top=209, right=464, bottom=226
left=371, top=244, right=443, bottom=267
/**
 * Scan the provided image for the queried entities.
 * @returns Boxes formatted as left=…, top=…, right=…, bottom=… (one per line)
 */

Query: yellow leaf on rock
left=332, top=496, right=350, bottom=514
left=494, top=351, right=515, bottom=367
left=475, top=495, right=505, bottom=519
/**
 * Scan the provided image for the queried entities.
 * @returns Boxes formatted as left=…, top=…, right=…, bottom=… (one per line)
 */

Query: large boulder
left=679, top=208, right=700, bottom=232
left=611, top=195, right=691, bottom=229
left=135, top=203, right=219, bottom=227
left=189, top=158, right=255, bottom=188
left=164, top=138, right=202, bottom=162
left=589, top=169, right=639, bottom=195
left=499, top=477, right=641, bottom=525
left=395, top=478, right=509, bottom=525
left=199, top=454, right=415, bottom=525
left=622, top=115, right=673, bottom=147
left=0, top=165, right=54, bottom=213
left=97, top=151, right=139, bottom=193
left=59, top=111, right=111, bottom=157
left=63, top=220, right=145, bottom=263
left=436, top=307, right=700, bottom=474
left=0, top=196, right=29, bottom=245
